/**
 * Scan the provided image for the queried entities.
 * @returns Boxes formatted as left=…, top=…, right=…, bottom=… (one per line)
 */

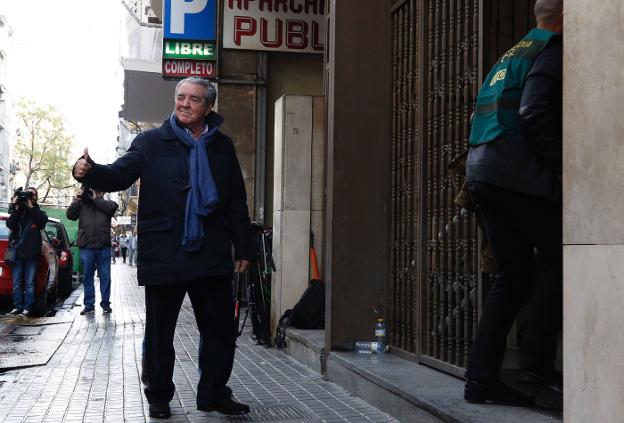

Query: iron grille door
left=390, top=0, right=481, bottom=375
left=421, top=0, right=481, bottom=374
left=390, top=0, right=538, bottom=375
left=389, top=0, right=421, bottom=355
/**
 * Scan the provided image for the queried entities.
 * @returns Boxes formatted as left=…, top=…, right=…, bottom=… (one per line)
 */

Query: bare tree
left=15, top=98, right=77, bottom=203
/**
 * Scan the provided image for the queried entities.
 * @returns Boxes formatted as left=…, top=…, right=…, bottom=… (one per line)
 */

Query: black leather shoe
left=198, top=397, right=250, bottom=415
left=518, top=369, right=563, bottom=395
left=465, top=378, right=534, bottom=407
left=149, top=402, right=171, bottom=419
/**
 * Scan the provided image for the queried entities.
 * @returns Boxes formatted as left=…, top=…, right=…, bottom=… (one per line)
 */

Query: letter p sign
left=164, top=0, right=216, bottom=40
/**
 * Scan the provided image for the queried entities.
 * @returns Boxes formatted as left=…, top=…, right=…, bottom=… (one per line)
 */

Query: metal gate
left=389, top=0, right=536, bottom=375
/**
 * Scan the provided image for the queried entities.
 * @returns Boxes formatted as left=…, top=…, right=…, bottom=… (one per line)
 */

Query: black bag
left=274, top=281, right=326, bottom=349
left=291, top=279, right=325, bottom=330
left=274, top=309, right=293, bottom=349
left=4, top=220, right=29, bottom=266
left=3, top=247, right=16, bottom=265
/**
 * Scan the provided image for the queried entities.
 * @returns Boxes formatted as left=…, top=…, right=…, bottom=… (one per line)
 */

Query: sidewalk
left=0, top=264, right=397, bottom=423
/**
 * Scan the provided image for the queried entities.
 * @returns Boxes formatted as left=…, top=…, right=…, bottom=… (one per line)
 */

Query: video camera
left=80, top=185, right=94, bottom=204
left=14, top=187, right=34, bottom=207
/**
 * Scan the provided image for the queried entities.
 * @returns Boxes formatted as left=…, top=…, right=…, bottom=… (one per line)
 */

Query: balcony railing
left=122, top=0, right=162, bottom=26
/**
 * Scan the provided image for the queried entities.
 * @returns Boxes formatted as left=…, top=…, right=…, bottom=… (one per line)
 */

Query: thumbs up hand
left=73, top=147, right=93, bottom=178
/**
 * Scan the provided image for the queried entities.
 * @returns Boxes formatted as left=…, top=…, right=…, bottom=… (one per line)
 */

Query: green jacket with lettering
left=469, top=28, right=557, bottom=146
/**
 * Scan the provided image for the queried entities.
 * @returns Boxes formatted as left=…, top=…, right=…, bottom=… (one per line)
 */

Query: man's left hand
left=234, top=260, right=250, bottom=273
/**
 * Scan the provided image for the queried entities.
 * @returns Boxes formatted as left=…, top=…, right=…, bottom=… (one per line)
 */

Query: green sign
left=163, top=39, right=216, bottom=60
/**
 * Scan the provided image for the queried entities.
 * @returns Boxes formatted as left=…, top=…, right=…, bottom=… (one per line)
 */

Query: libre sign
left=163, top=0, right=217, bottom=41
left=223, top=0, right=324, bottom=53
left=163, top=40, right=216, bottom=60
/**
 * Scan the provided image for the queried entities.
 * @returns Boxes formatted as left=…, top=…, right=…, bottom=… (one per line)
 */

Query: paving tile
left=0, top=265, right=397, bottom=423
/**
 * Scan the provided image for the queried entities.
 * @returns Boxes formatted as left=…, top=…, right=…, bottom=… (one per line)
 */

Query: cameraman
left=6, top=187, right=48, bottom=316
left=67, top=186, right=118, bottom=315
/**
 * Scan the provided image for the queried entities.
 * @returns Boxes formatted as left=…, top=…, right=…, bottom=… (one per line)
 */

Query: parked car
left=45, top=218, right=74, bottom=298
left=0, top=213, right=59, bottom=315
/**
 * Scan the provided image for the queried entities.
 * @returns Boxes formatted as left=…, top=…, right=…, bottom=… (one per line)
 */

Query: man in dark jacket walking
left=67, top=187, right=118, bottom=315
left=6, top=187, right=48, bottom=316
left=72, top=77, right=253, bottom=419
left=463, top=0, right=564, bottom=407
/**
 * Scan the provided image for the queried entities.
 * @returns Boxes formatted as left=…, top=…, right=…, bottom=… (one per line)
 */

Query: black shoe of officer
left=149, top=402, right=171, bottom=419
left=198, top=397, right=250, bottom=415
left=465, top=378, right=534, bottom=407
left=518, top=368, right=563, bottom=395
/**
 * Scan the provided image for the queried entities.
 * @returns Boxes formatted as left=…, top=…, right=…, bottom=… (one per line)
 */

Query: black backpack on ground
left=274, top=280, right=325, bottom=349
left=291, top=279, right=325, bottom=329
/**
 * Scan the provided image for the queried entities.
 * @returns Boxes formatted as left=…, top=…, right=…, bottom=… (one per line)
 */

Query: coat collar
left=159, top=111, right=224, bottom=142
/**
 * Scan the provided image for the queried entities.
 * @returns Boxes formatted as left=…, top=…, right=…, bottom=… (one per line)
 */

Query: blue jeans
left=12, top=259, right=39, bottom=311
left=81, top=247, right=112, bottom=309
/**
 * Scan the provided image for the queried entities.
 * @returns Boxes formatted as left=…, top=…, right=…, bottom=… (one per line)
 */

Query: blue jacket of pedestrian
left=74, top=112, right=253, bottom=285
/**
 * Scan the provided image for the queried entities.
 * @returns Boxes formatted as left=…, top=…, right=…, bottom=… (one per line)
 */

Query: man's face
left=175, top=83, right=211, bottom=127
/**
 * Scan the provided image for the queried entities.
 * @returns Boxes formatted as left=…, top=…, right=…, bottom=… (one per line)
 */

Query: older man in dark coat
left=73, top=77, right=253, bottom=419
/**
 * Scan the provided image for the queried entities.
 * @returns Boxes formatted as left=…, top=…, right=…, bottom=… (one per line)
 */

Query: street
left=0, top=264, right=396, bottom=422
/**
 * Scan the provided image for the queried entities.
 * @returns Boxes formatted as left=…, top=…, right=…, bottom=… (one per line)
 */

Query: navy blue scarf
left=169, top=113, right=220, bottom=252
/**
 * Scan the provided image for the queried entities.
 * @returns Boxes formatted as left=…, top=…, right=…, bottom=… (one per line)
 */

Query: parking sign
left=163, top=0, right=217, bottom=41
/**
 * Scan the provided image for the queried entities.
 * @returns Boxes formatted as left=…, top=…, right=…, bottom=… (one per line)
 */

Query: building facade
left=325, top=0, right=624, bottom=421
left=118, top=0, right=324, bottom=226
left=0, top=15, right=14, bottom=204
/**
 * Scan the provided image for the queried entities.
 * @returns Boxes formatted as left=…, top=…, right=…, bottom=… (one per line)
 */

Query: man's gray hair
left=175, top=77, right=217, bottom=107
left=535, top=0, right=563, bottom=23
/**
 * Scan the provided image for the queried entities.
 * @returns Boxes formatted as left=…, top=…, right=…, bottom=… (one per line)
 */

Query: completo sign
left=223, top=0, right=324, bottom=53
left=164, top=0, right=217, bottom=40
left=162, top=59, right=216, bottom=78
left=163, top=39, right=216, bottom=60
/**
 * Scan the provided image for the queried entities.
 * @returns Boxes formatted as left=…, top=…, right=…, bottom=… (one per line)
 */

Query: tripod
left=233, top=224, right=275, bottom=344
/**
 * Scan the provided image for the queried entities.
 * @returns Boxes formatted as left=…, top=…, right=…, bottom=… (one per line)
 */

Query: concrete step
left=283, top=329, right=562, bottom=423
left=284, top=328, right=326, bottom=374
left=327, top=352, right=562, bottom=423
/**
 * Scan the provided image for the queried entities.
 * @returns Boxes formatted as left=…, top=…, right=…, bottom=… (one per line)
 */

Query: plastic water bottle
left=375, top=318, right=386, bottom=354
left=355, top=341, right=383, bottom=354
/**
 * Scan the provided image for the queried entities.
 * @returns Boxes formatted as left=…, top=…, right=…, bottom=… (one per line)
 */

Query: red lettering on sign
left=228, top=0, right=254, bottom=10
left=163, top=60, right=215, bottom=78
left=259, top=0, right=272, bottom=11
left=305, top=0, right=321, bottom=14
left=260, top=18, right=283, bottom=48
left=289, top=0, right=303, bottom=13
left=286, top=20, right=308, bottom=49
left=312, top=21, right=323, bottom=50
left=274, top=0, right=288, bottom=13
left=234, top=16, right=257, bottom=45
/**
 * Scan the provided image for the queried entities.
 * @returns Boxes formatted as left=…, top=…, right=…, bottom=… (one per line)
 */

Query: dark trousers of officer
left=142, top=277, right=235, bottom=406
left=465, top=181, right=562, bottom=383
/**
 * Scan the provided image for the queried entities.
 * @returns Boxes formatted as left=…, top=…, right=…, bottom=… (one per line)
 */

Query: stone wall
left=563, top=1, right=624, bottom=421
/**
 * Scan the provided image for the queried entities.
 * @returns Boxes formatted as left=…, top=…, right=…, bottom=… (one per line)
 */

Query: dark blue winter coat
left=76, top=112, right=253, bottom=285
left=6, top=204, right=48, bottom=261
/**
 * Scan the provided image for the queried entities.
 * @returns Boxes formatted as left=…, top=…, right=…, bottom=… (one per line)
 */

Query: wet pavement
left=0, top=264, right=397, bottom=422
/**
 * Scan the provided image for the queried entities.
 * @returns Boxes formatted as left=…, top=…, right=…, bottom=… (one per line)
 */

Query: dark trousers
left=142, top=277, right=235, bottom=405
left=465, top=181, right=562, bottom=382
